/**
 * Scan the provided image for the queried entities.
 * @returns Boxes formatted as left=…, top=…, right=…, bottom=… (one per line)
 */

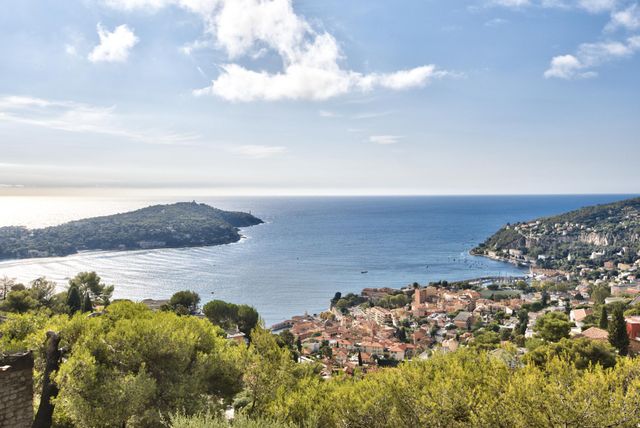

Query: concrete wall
left=0, top=352, right=34, bottom=428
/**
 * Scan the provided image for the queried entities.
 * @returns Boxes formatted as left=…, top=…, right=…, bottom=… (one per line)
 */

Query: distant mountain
left=472, top=197, right=640, bottom=271
left=0, top=202, right=263, bottom=260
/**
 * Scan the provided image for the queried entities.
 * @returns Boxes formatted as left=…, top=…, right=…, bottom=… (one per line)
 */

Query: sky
left=0, top=0, right=639, bottom=196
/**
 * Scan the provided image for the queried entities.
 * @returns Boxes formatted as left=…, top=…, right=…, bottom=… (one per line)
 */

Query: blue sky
left=0, top=0, right=638, bottom=195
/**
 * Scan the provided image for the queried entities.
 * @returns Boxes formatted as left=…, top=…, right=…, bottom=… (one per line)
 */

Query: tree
left=608, top=305, right=630, bottom=356
left=516, top=309, right=529, bottom=336
left=237, top=305, right=259, bottom=337
left=541, top=290, right=550, bottom=307
left=599, top=306, right=609, bottom=329
left=66, top=285, right=82, bottom=314
left=330, top=292, right=342, bottom=307
left=29, top=277, right=57, bottom=307
left=203, top=300, right=239, bottom=329
left=534, top=311, right=572, bottom=342
left=524, top=338, right=617, bottom=369
left=168, top=290, right=201, bottom=314
left=54, top=302, right=244, bottom=426
left=1, top=276, right=16, bottom=300
left=591, top=284, right=611, bottom=305
left=80, top=292, right=93, bottom=313
left=69, top=272, right=113, bottom=306
left=1, top=290, right=38, bottom=313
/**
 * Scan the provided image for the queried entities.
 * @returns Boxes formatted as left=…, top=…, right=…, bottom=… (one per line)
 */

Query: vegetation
left=4, top=272, right=640, bottom=427
left=203, top=300, right=260, bottom=337
left=0, top=202, right=263, bottom=260
left=533, top=311, right=572, bottom=342
left=609, top=305, right=630, bottom=356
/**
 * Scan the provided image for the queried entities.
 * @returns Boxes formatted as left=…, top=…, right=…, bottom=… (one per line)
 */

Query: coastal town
left=271, top=255, right=640, bottom=376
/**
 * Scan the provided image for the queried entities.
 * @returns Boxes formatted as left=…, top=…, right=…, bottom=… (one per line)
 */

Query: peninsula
left=472, top=196, right=640, bottom=276
left=0, top=202, right=263, bottom=260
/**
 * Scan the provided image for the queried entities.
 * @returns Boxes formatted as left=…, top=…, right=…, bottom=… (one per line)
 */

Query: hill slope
left=472, top=197, right=640, bottom=271
left=0, top=202, right=263, bottom=260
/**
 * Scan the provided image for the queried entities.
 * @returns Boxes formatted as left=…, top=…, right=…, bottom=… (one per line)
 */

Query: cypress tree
left=599, top=306, right=609, bottom=329
left=66, top=285, right=82, bottom=314
left=608, top=305, right=629, bottom=356
left=81, top=292, right=93, bottom=313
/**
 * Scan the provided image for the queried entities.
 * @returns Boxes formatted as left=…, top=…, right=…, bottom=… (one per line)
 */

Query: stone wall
left=0, top=352, right=34, bottom=428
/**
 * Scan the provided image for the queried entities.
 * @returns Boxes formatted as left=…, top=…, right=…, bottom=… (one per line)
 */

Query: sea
left=0, top=194, right=634, bottom=325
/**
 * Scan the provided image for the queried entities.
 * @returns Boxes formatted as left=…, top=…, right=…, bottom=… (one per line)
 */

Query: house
left=388, top=344, right=406, bottom=361
left=626, top=316, right=640, bottom=354
left=569, top=308, right=592, bottom=326
left=578, top=327, right=609, bottom=342
left=441, top=338, right=459, bottom=353
left=226, top=331, right=248, bottom=345
left=453, top=311, right=473, bottom=330
left=140, top=299, right=169, bottom=310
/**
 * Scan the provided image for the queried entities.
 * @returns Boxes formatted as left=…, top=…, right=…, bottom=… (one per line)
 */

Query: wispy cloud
left=606, top=3, right=640, bottom=31
left=105, top=0, right=450, bottom=102
left=319, top=110, right=341, bottom=118
left=229, top=144, right=287, bottom=158
left=484, top=18, right=509, bottom=27
left=88, top=23, right=138, bottom=63
left=544, top=36, right=640, bottom=79
left=369, top=135, right=402, bottom=145
left=486, top=0, right=618, bottom=13
left=0, top=95, right=198, bottom=144
left=353, top=111, right=394, bottom=120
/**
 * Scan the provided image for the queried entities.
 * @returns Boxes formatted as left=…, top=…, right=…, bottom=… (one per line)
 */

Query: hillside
left=472, top=197, right=640, bottom=271
left=0, top=202, right=263, bottom=260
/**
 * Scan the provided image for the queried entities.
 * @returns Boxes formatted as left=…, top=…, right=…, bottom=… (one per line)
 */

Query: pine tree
left=608, top=305, right=629, bottom=356
left=599, top=306, right=608, bottom=329
left=81, top=292, right=93, bottom=313
left=66, top=285, right=82, bottom=314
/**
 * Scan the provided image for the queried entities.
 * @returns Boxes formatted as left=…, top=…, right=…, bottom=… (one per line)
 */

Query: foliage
left=203, top=300, right=260, bottom=337
left=468, top=330, right=501, bottom=351
left=0, top=302, right=245, bottom=427
left=69, top=271, right=114, bottom=306
left=66, top=285, right=82, bottom=314
left=168, top=290, right=201, bottom=314
left=534, top=311, right=572, bottom=342
left=169, top=412, right=292, bottom=428
left=0, top=277, right=59, bottom=313
left=609, top=305, right=630, bottom=356
left=81, top=292, right=93, bottom=313
left=524, top=338, right=617, bottom=369
left=599, top=305, right=609, bottom=329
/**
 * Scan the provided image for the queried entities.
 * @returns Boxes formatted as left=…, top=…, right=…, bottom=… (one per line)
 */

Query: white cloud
left=578, top=0, right=618, bottom=13
left=606, top=3, right=640, bottom=31
left=319, top=110, right=340, bottom=118
left=484, top=18, right=509, bottom=26
left=0, top=95, right=198, bottom=144
left=103, top=0, right=448, bottom=101
left=88, top=23, right=139, bottom=63
left=487, top=0, right=618, bottom=12
left=544, top=36, right=640, bottom=78
left=229, top=144, right=286, bottom=158
left=369, top=135, right=402, bottom=145
left=65, top=44, right=78, bottom=56
left=490, top=0, right=531, bottom=7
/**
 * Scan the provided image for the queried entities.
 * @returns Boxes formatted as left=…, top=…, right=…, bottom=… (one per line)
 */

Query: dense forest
left=473, top=196, right=640, bottom=270
left=0, top=202, right=263, bottom=260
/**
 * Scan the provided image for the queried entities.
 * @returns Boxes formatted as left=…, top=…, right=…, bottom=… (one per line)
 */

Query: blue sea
left=0, top=194, right=634, bottom=325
